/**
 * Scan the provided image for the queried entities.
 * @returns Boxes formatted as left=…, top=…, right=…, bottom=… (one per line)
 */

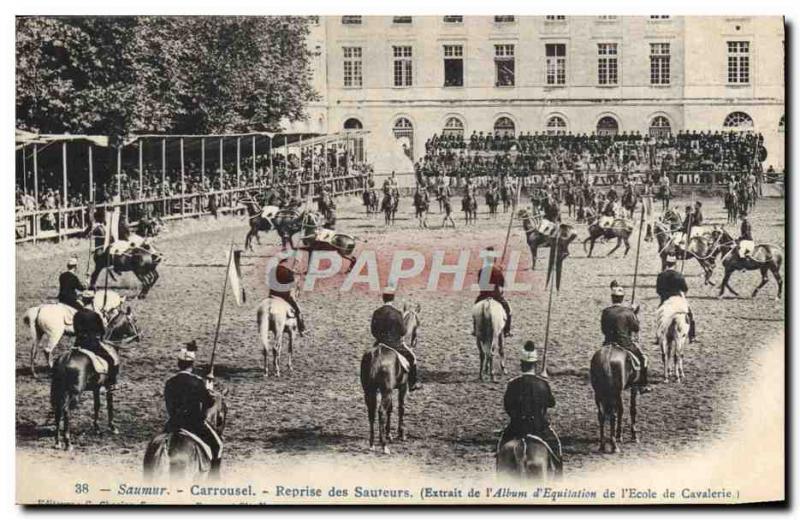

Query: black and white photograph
left=10, top=10, right=787, bottom=506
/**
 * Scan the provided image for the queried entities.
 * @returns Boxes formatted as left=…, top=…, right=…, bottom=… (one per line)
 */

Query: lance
left=681, top=191, right=695, bottom=274
left=630, top=204, right=646, bottom=304
left=208, top=238, right=235, bottom=378
left=540, top=221, right=561, bottom=378
left=500, top=179, right=523, bottom=264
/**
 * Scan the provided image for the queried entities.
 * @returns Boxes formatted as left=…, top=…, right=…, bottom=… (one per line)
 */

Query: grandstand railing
left=15, top=174, right=367, bottom=244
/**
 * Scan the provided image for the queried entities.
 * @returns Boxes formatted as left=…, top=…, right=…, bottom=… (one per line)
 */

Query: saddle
left=536, top=219, right=558, bottom=237
left=259, top=205, right=281, bottom=220
left=603, top=344, right=641, bottom=372
left=177, top=428, right=214, bottom=462
left=315, top=228, right=336, bottom=244
left=72, top=343, right=118, bottom=374
left=374, top=343, right=410, bottom=373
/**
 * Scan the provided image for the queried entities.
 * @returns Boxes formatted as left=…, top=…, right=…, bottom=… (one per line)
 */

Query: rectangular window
left=650, top=15, right=670, bottom=19
left=308, top=16, right=320, bottom=25
left=597, top=43, right=618, bottom=85
left=443, top=45, right=464, bottom=87
left=341, top=16, right=362, bottom=25
left=545, top=16, right=566, bottom=21
left=494, top=44, right=515, bottom=86
left=727, top=41, right=751, bottom=84
left=545, top=43, right=567, bottom=85
left=494, top=16, right=515, bottom=23
left=597, top=15, right=618, bottom=21
left=650, top=43, right=671, bottom=85
left=392, top=16, right=412, bottom=24
left=343, top=47, right=363, bottom=88
left=443, top=15, right=463, bottom=24
left=393, top=46, right=413, bottom=87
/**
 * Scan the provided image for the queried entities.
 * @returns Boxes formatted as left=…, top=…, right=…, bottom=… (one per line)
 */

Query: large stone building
left=285, top=15, right=785, bottom=175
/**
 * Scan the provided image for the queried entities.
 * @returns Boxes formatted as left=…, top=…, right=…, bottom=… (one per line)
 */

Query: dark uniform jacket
left=164, top=370, right=214, bottom=430
left=74, top=307, right=105, bottom=349
left=693, top=208, right=704, bottom=226
left=477, top=263, right=505, bottom=297
left=504, top=373, right=555, bottom=435
left=740, top=219, right=753, bottom=241
left=656, top=268, right=689, bottom=303
left=58, top=271, right=85, bottom=307
left=601, top=304, right=639, bottom=350
left=371, top=303, right=406, bottom=348
left=269, top=262, right=296, bottom=298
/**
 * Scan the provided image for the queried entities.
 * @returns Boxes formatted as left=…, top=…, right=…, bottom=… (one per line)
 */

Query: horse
left=89, top=244, right=162, bottom=299
left=23, top=293, right=133, bottom=377
left=500, top=184, right=513, bottom=213
left=486, top=190, right=499, bottom=217
left=256, top=296, right=298, bottom=377
left=656, top=301, right=691, bottom=383
left=298, top=212, right=358, bottom=273
left=381, top=192, right=399, bottom=225
left=716, top=235, right=783, bottom=300
left=462, top=193, right=478, bottom=225
left=652, top=220, right=718, bottom=284
left=143, top=392, right=227, bottom=480
left=564, top=187, right=576, bottom=218
left=413, top=190, right=429, bottom=229
left=136, top=216, right=166, bottom=238
left=49, top=308, right=142, bottom=450
left=621, top=188, right=639, bottom=219
left=583, top=216, right=633, bottom=258
left=240, top=195, right=303, bottom=250
left=589, top=346, right=640, bottom=453
left=472, top=298, right=507, bottom=382
left=439, top=196, right=456, bottom=228
left=520, top=213, right=577, bottom=288
left=724, top=191, right=739, bottom=223
left=496, top=436, right=562, bottom=481
left=317, top=192, right=336, bottom=224
left=362, top=189, right=379, bottom=215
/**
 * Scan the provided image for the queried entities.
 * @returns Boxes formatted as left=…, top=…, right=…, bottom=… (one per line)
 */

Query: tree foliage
left=16, top=16, right=319, bottom=137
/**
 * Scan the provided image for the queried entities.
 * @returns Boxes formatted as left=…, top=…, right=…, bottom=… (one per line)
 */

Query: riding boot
left=296, top=314, right=307, bottom=337
left=408, top=362, right=422, bottom=391
left=688, top=311, right=697, bottom=343
left=503, top=313, right=513, bottom=337
left=638, top=366, right=652, bottom=393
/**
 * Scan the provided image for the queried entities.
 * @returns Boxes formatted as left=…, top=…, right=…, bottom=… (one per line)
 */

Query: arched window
left=546, top=116, right=567, bottom=135
left=649, top=116, right=671, bottom=138
left=393, top=117, right=414, bottom=160
left=723, top=111, right=754, bottom=129
left=779, top=114, right=785, bottom=133
left=344, top=118, right=363, bottom=130
left=442, top=117, right=465, bottom=138
left=597, top=116, right=619, bottom=136
left=494, top=116, right=516, bottom=137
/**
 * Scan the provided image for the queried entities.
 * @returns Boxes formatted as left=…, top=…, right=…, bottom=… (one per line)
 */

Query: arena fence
left=15, top=174, right=367, bottom=244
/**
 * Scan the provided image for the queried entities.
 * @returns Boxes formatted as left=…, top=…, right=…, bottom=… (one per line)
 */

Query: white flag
left=227, top=248, right=246, bottom=306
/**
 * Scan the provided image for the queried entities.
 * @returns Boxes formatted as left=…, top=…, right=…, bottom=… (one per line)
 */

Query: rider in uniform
left=164, top=341, right=222, bottom=473
left=737, top=212, right=754, bottom=261
left=58, top=257, right=86, bottom=310
left=473, top=247, right=512, bottom=337
left=498, top=341, right=561, bottom=463
left=267, top=257, right=307, bottom=335
left=693, top=201, right=704, bottom=226
left=370, top=287, right=421, bottom=391
left=73, top=305, right=119, bottom=389
left=655, top=259, right=697, bottom=343
left=601, top=281, right=651, bottom=393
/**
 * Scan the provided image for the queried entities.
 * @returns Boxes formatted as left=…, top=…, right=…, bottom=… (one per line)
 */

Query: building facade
left=285, top=15, right=785, bottom=174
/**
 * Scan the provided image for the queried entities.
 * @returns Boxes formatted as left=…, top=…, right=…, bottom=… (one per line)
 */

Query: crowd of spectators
left=418, top=130, right=767, bottom=180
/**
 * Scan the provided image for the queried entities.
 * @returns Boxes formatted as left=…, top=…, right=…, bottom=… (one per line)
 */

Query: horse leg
left=92, top=388, right=101, bottom=433
left=397, top=385, right=407, bottom=441
left=584, top=237, right=595, bottom=258
left=630, top=389, right=639, bottom=443
left=107, top=388, right=118, bottom=434
left=30, top=331, right=41, bottom=378
left=752, top=266, right=770, bottom=298
left=363, top=390, right=378, bottom=450
left=623, top=237, right=631, bottom=257
left=608, top=402, right=618, bottom=453
left=498, top=333, right=507, bottom=375
left=614, top=393, right=624, bottom=451
left=596, top=402, right=606, bottom=453
left=385, top=393, right=394, bottom=444
left=63, top=400, right=73, bottom=451
left=273, top=330, right=282, bottom=378
left=287, top=331, right=294, bottom=374
left=606, top=238, right=621, bottom=257
left=477, top=338, right=485, bottom=382
left=377, top=391, right=389, bottom=454
left=718, top=270, right=734, bottom=298
left=773, top=265, right=783, bottom=300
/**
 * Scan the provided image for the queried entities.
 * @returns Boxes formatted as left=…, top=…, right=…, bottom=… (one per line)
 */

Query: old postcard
left=14, top=14, right=786, bottom=505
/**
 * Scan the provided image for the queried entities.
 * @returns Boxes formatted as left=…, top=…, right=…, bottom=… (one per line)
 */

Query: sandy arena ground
left=15, top=193, right=785, bottom=480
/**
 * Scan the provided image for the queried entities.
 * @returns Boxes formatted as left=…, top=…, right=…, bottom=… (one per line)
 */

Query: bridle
left=103, top=310, right=143, bottom=347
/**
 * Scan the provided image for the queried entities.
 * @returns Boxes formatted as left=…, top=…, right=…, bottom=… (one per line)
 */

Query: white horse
left=22, top=290, right=124, bottom=377
left=656, top=296, right=691, bottom=383
left=256, top=296, right=298, bottom=377
left=472, top=298, right=507, bottom=382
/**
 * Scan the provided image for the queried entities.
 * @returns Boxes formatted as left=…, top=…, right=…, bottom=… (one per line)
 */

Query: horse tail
left=143, top=434, right=171, bottom=479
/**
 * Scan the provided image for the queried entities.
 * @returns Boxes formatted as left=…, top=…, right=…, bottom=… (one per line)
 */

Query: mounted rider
left=163, top=341, right=222, bottom=474
left=268, top=257, right=307, bottom=335
left=370, top=287, right=421, bottom=391
left=383, top=171, right=400, bottom=198
left=601, top=281, right=651, bottom=393
left=736, top=211, right=755, bottom=260
left=73, top=304, right=120, bottom=390
left=58, top=257, right=86, bottom=310
left=498, top=341, right=562, bottom=465
left=655, top=258, right=697, bottom=343
left=538, top=192, right=561, bottom=237
left=473, top=247, right=513, bottom=337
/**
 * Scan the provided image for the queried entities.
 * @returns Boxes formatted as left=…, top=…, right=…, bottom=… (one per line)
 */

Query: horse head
left=106, top=305, right=142, bottom=344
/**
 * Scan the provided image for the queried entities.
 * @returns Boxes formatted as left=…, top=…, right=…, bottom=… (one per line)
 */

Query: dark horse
left=589, top=346, right=639, bottom=454
left=413, top=189, right=429, bottom=228
left=50, top=308, right=142, bottom=450
left=500, top=184, right=513, bottom=213
left=716, top=230, right=783, bottom=299
left=143, top=391, right=227, bottom=480
left=583, top=217, right=633, bottom=258
left=496, top=435, right=562, bottom=481
left=462, top=193, right=478, bottom=225
left=486, top=190, right=499, bottom=217
left=653, top=220, right=718, bottom=285
left=298, top=212, right=358, bottom=273
left=621, top=188, right=639, bottom=219
left=519, top=212, right=577, bottom=288
left=90, top=246, right=162, bottom=299
left=240, top=195, right=303, bottom=251
left=381, top=192, right=399, bottom=225
left=359, top=308, right=420, bottom=454
left=362, top=189, right=379, bottom=215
